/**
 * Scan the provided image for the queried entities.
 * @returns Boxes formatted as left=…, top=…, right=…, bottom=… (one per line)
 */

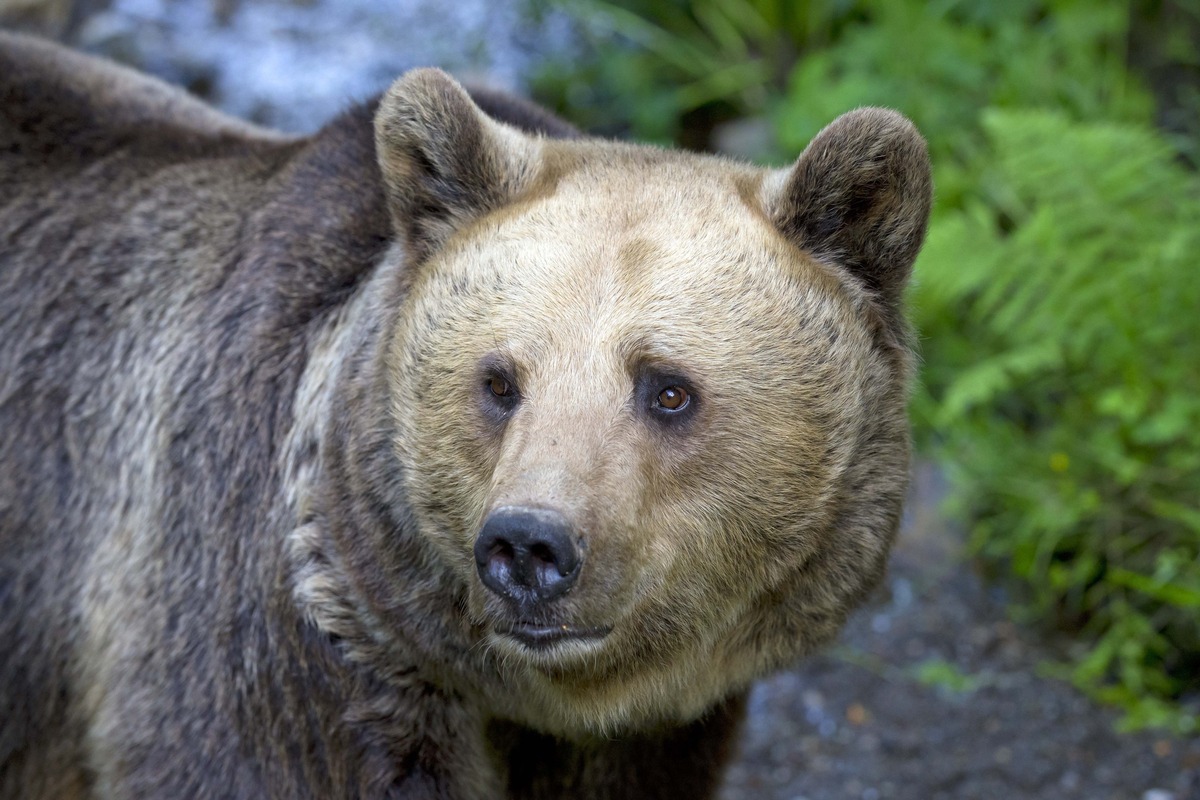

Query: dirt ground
left=721, top=463, right=1200, bottom=800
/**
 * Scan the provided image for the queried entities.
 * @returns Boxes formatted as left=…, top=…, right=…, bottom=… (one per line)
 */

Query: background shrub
left=915, top=108, right=1200, bottom=733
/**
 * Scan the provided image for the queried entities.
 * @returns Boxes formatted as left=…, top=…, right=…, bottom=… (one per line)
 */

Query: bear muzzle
left=474, top=506, right=583, bottom=606
left=474, top=507, right=623, bottom=655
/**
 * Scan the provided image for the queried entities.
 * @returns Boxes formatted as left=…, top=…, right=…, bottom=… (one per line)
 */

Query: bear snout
left=474, top=507, right=582, bottom=605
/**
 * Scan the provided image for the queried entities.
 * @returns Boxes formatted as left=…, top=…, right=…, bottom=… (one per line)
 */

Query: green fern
left=913, top=109, right=1200, bottom=732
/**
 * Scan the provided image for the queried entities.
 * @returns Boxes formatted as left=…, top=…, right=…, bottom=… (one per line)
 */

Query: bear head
left=321, top=69, right=930, bottom=737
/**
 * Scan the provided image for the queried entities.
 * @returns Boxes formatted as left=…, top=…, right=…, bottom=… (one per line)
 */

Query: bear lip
left=501, top=622, right=612, bottom=650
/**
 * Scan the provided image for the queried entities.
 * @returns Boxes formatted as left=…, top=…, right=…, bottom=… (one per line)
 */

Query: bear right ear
left=374, top=68, right=542, bottom=261
left=764, top=108, right=932, bottom=326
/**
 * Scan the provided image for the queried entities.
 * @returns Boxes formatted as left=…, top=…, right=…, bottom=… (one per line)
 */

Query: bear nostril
left=474, top=507, right=581, bottom=604
left=489, top=539, right=515, bottom=563
left=529, top=543, right=554, bottom=567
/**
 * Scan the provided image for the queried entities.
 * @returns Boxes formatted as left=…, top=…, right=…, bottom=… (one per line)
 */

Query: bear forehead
left=434, top=169, right=862, bottom=351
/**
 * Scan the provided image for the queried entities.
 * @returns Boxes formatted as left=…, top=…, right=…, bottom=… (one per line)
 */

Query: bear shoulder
left=0, top=31, right=291, bottom=162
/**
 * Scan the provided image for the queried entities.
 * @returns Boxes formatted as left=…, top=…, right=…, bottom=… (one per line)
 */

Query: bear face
left=359, top=71, right=931, bottom=736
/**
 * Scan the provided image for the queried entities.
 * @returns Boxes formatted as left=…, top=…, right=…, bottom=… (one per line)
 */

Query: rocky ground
left=1, top=0, right=574, bottom=133
left=722, top=463, right=1200, bottom=800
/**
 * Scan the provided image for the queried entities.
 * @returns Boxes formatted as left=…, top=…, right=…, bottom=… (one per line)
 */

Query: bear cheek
left=393, top=354, right=501, bottom=580
left=650, top=424, right=841, bottom=628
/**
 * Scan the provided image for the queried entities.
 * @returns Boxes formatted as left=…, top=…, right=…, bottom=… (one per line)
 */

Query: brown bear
left=0, top=31, right=931, bottom=800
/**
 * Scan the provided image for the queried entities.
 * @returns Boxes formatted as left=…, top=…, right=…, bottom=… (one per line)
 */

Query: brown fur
left=0, top=32, right=931, bottom=799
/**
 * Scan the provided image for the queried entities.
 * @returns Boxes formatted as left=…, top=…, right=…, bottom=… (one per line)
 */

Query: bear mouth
left=500, top=622, right=612, bottom=650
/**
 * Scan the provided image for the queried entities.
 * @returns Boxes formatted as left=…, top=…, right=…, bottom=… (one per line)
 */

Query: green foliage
left=537, top=0, right=1200, bottom=730
left=532, top=0, right=1154, bottom=160
left=530, top=0, right=868, bottom=149
left=771, top=0, right=1153, bottom=206
left=914, top=109, right=1200, bottom=733
left=909, top=658, right=984, bottom=694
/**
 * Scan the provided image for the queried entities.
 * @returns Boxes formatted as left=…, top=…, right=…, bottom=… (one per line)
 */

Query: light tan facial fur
left=369, top=70, right=930, bottom=734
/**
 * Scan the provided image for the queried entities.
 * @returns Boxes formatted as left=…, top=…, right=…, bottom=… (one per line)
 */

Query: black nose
left=474, top=507, right=581, bottom=604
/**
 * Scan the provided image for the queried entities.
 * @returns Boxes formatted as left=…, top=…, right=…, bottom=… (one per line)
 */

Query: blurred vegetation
left=531, top=0, right=1200, bottom=732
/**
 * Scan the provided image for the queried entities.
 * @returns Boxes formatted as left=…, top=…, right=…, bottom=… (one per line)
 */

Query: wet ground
left=722, top=463, right=1200, bottom=800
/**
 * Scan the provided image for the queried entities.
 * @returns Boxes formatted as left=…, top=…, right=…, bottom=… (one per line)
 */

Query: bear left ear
left=374, top=68, right=541, bottom=261
left=764, top=108, right=932, bottom=320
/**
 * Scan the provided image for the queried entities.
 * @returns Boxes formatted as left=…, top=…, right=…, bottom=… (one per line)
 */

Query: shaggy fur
left=0, top=32, right=931, bottom=799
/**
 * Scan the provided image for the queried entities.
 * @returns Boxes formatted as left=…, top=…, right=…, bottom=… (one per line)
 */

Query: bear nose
left=474, top=507, right=581, bottom=604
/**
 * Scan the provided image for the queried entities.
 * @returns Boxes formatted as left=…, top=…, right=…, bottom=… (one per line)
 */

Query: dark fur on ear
left=374, top=68, right=542, bottom=261
left=768, top=108, right=932, bottom=321
left=465, top=84, right=582, bottom=141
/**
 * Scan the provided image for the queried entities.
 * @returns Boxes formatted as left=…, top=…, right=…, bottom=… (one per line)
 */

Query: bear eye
left=478, top=355, right=521, bottom=420
left=639, top=369, right=699, bottom=427
left=656, top=385, right=689, bottom=412
left=480, top=368, right=520, bottom=419
left=487, top=375, right=512, bottom=398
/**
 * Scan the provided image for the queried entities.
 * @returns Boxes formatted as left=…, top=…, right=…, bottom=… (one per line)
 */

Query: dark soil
left=722, top=463, right=1200, bottom=800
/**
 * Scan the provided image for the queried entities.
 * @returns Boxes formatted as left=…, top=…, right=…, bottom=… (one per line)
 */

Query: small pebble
left=846, top=703, right=868, bottom=726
